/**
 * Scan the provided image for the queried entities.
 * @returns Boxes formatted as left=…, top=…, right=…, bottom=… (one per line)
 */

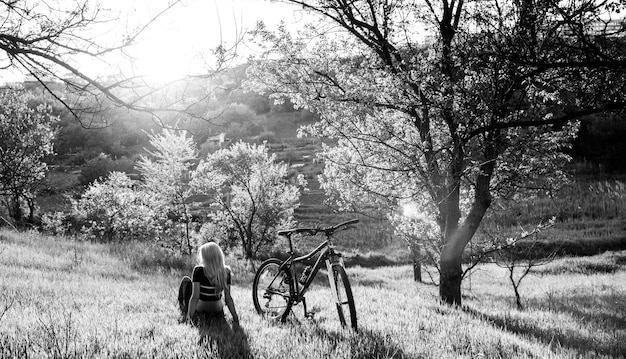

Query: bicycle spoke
left=253, top=259, right=293, bottom=320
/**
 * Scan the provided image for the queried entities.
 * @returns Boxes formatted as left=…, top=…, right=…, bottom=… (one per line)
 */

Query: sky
left=0, top=0, right=307, bottom=83
left=122, top=0, right=306, bottom=81
left=4, top=0, right=623, bottom=85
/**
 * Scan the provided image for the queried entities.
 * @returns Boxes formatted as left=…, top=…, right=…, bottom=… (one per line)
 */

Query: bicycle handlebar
left=277, top=218, right=359, bottom=237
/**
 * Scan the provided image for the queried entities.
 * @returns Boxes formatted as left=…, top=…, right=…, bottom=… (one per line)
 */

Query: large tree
left=246, top=0, right=626, bottom=305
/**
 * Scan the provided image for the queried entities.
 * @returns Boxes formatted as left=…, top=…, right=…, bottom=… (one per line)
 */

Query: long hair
left=198, top=242, right=228, bottom=291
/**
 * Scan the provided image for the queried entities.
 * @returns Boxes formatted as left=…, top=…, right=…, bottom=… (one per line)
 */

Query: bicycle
left=252, top=219, right=358, bottom=330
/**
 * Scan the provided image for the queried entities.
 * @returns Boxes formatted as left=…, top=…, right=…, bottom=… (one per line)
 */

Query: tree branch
left=467, top=102, right=626, bottom=140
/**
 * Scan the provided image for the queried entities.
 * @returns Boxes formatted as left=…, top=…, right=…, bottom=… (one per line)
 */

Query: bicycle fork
left=302, top=259, right=338, bottom=320
left=325, top=259, right=340, bottom=306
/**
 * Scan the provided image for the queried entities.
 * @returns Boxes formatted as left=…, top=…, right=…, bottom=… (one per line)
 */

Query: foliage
left=191, top=141, right=305, bottom=259
left=41, top=210, right=82, bottom=237
left=58, top=130, right=307, bottom=255
left=231, top=88, right=272, bottom=114
left=390, top=207, right=442, bottom=282
left=135, top=129, right=198, bottom=253
left=245, top=0, right=626, bottom=305
left=0, top=87, right=58, bottom=225
left=73, top=172, right=157, bottom=242
left=79, top=154, right=136, bottom=186
left=571, top=114, right=626, bottom=172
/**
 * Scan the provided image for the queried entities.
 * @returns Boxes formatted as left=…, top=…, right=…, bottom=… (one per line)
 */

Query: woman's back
left=193, top=265, right=231, bottom=313
left=182, top=242, right=239, bottom=325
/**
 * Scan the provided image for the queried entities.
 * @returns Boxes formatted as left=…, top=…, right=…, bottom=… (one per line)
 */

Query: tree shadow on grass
left=287, top=318, right=409, bottom=359
left=531, top=291, right=626, bottom=329
left=196, top=316, right=252, bottom=359
left=344, top=327, right=409, bottom=359
left=464, top=291, right=626, bottom=357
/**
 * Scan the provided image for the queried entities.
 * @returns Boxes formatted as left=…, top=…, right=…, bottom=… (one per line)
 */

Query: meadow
left=1, top=229, right=624, bottom=358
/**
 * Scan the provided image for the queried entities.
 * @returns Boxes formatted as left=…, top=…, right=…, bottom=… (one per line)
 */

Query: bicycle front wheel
left=253, top=258, right=293, bottom=321
left=330, top=264, right=357, bottom=330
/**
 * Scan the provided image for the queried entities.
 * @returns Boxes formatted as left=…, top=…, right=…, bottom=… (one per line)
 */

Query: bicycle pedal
left=305, top=307, right=321, bottom=319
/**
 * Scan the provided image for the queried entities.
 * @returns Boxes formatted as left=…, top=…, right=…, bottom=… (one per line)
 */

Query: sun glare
left=126, top=0, right=302, bottom=85
left=134, top=50, right=189, bottom=84
left=130, top=16, right=202, bottom=85
left=402, top=202, right=421, bottom=218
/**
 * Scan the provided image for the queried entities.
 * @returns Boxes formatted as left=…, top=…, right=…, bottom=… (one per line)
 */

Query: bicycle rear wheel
left=253, top=258, right=293, bottom=321
left=330, top=264, right=357, bottom=330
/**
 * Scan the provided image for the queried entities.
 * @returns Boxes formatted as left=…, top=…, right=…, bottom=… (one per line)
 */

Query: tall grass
left=471, top=179, right=626, bottom=262
left=1, top=229, right=624, bottom=358
left=295, top=179, right=626, bottom=266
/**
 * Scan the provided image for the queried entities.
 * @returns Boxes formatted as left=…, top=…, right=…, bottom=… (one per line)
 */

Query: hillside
left=1, top=230, right=625, bottom=358
left=7, top=67, right=625, bottom=266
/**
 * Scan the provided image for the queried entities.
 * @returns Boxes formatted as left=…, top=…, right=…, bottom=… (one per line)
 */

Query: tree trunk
left=26, top=196, right=36, bottom=225
left=8, top=194, right=23, bottom=226
left=439, top=238, right=464, bottom=305
left=243, top=232, right=255, bottom=260
left=438, top=136, right=497, bottom=305
left=413, top=261, right=422, bottom=283
left=439, top=184, right=493, bottom=305
left=183, top=216, right=191, bottom=255
left=409, top=242, right=422, bottom=282
left=513, top=281, right=523, bottom=310
left=244, top=246, right=254, bottom=260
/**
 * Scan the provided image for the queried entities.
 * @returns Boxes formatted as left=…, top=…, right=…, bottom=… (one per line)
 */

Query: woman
left=179, top=242, right=239, bottom=326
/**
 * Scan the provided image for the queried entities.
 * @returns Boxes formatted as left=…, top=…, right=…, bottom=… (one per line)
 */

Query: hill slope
left=1, top=230, right=624, bottom=358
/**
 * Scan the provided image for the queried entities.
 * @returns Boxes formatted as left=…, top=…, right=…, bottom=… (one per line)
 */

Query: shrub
left=74, top=172, right=158, bottom=242
left=41, top=211, right=81, bottom=237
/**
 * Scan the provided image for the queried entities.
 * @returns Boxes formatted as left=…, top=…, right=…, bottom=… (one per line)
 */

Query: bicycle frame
left=278, top=234, right=343, bottom=305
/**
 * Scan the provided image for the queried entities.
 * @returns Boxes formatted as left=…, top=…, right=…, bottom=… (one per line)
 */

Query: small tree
left=191, top=141, right=305, bottom=259
left=74, top=172, right=157, bottom=241
left=135, top=129, right=198, bottom=253
left=493, top=224, right=558, bottom=310
left=0, top=87, right=58, bottom=226
left=391, top=209, right=442, bottom=283
left=462, top=218, right=557, bottom=310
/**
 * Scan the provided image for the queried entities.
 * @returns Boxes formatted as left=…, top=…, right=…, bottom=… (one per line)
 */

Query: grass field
left=1, top=229, right=625, bottom=358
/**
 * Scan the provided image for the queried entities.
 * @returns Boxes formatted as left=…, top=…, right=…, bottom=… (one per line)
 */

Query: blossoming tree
left=246, top=0, right=626, bottom=305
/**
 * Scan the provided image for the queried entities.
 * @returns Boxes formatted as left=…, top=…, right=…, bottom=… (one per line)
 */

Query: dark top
left=192, top=266, right=231, bottom=302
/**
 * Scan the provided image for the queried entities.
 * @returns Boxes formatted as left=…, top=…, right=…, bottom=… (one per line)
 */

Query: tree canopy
left=136, top=129, right=198, bottom=253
